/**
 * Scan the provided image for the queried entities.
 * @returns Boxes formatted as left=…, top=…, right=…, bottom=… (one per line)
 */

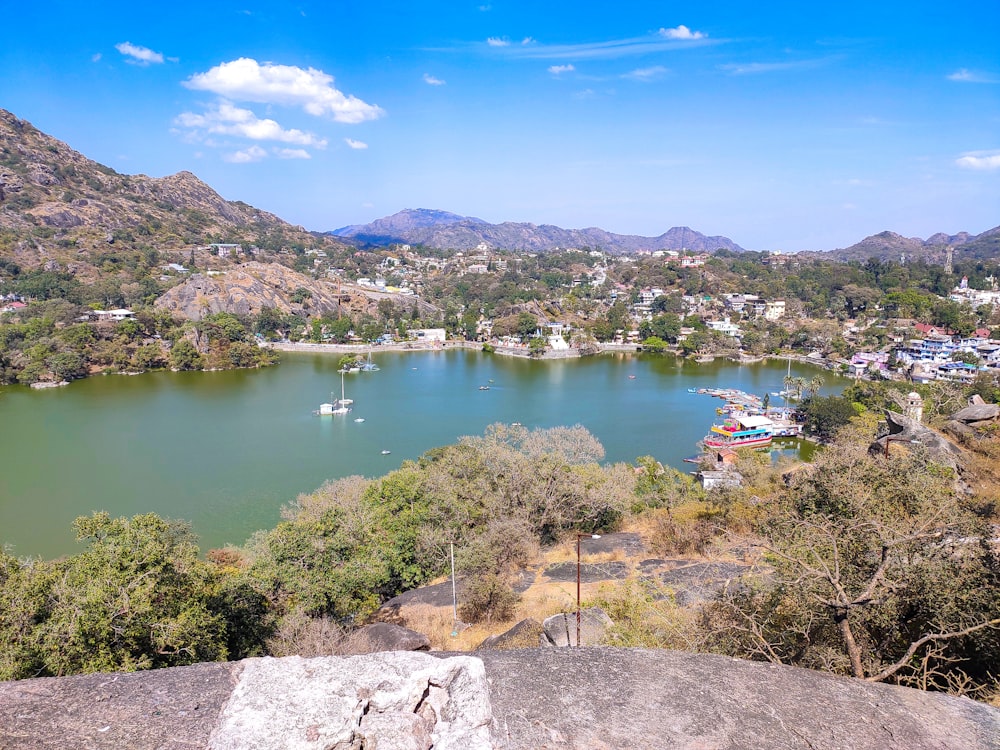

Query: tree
left=0, top=513, right=231, bottom=678
left=169, top=338, right=203, bottom=370
left=46, top=351, right=87, bottom=380
left=807, top=375, right=824, bottom=398
left=515, top=312, right=538, bottom=339
left=797, top=395, right=857, bottom=441
left=641, top=336, right=668, bottom=353
left=703, top=441, right=1000, bottom=694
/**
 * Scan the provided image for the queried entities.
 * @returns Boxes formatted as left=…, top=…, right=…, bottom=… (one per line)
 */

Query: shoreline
left=261, top=341, right=834, bottom=372
left=262, top=340, right=636, bottom=360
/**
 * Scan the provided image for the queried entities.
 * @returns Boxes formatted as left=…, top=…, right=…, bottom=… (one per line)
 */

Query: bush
left=649, top=514, right=718, bottom=556
left=458, top=573, right=519, bottom=624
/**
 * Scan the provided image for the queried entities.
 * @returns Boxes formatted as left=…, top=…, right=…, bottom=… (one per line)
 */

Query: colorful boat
left=702, top=415, right=774, bottom=449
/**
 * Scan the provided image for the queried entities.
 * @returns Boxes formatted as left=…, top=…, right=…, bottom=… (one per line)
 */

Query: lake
left=0, top=351, right=833, bottom=559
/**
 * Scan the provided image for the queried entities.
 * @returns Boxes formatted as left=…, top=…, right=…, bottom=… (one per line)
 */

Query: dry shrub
left=394, top=603, right=461, bottom=651
left=205, top=545, right=246, bottom=570
left=590, top=580, right=702, bottom=649
left=649, top=513, right=718, bottom=557
left=459, top=573, right=520, bottom=625
left=266, top=610, right=348, bottom=657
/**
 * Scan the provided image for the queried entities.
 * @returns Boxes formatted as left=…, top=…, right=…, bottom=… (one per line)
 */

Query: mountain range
left=331, top=209, right=746, bottom=254
left=824, top=228, right=1000, bottom=263
left=0, top=107, right=995, bottom=271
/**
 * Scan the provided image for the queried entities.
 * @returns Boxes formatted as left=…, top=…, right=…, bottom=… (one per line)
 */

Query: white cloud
left=91, top=53, right=102, bottom=63
left=184, top=58, right=384, bottom=124
left=174, top=101, right=327, bottom=147
left=224, top=145, right=267, bottom=163
left=955, top=151, right=1000, bottom=170
left=423, top=73, right=446, bottom=85
left=115, top=42, right=165, bottom=65
left=275, top=148, right=311, bottom=159
left=548, top=64, right=575, bottom=75
left=471, top=31, right=717, bottom=61
left=521, top=37, right=536, bottom=45
left=659, top=25, right=705, bottom=40
left=344, top=138, right=368, bottom=150
left=623, top=65, right=667, bottom=80
left=947, top=68, right=997, bottom=83
left=720, top=59, right=827, bottom=75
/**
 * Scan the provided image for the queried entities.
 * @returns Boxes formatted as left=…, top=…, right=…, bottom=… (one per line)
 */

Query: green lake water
left=0, top=351, right=832, bottom=559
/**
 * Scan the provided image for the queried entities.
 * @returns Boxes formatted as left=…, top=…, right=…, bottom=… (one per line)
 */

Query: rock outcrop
left=475, top=619, right=545, bottom=651
left=541, top=608, right=614, bottom=647
left=154, top=261, right=347, bottom=320
left=345, top=622, right=432, bottom=653
left=869, top=410, right=965, bottom=471
left=2, top=649, right=999, bottom=749
left=153, top=260, right=437, bottom=321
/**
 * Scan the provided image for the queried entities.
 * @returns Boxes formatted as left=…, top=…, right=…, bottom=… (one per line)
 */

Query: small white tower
left=905, top=391, right=924, bottom=423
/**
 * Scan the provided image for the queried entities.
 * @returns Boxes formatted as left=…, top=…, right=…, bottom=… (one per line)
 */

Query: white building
left=706, top=317, right=741, bottom=337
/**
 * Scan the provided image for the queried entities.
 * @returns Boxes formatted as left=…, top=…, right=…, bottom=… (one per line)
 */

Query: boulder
left=951, top=403, right=1000, bottom=424
left=869, top=410, right=965, bottom=471
left=207, top=654, right=492, bottom=750
left=541, top=607, right=614, bottom=647
left=475, top=619, right=544, bottom=651
left=345, top=622, right=431, bottom=653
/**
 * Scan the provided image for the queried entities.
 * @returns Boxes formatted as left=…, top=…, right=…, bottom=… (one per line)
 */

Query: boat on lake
left=702, top=415, right=774, bottom=449
left=317, top=371, right=351, bottom=415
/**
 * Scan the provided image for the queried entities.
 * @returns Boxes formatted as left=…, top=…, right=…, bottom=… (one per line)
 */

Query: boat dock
left=690, top=387, right=803, bottom=438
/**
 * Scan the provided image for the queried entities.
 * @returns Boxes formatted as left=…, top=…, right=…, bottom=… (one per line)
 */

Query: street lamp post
left=576, top=533, right=601, bottom=647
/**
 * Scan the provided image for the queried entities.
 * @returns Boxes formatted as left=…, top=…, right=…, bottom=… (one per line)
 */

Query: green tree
left=169, top=339, right=203, bottom=370
left=797, top=395, right=857, bottom=440
left=515, top=312, right=538, bottom=338
left=5, top=513, right=230, bottom=677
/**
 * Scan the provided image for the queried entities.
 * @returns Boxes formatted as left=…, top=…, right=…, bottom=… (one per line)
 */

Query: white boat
left=319, top=372, right=351, bottom=415
left=380, top=449, right=391, bottom=455
left=354, top=417, right=365, bottom=423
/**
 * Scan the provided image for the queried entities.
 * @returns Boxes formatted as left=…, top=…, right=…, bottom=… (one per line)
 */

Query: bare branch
left=866, top=618, right=1000, bottom=683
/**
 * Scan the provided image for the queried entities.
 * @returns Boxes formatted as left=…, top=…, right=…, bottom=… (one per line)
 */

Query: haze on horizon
left=2, top=1, right=997, bottom=252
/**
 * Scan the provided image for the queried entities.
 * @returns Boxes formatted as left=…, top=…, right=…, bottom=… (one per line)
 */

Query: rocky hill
left=826, top=226, right=1000, bottom=263
left=2, top=649, right=997, bottom=749
left=155, top=261, right=438, bottom=321
left=0, top=109, right=343, bottom=277
left=330, top=208, right=745, bottom=254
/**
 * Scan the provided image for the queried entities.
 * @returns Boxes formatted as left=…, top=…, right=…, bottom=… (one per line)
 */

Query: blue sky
left=1, top=1, right=997, bottom=251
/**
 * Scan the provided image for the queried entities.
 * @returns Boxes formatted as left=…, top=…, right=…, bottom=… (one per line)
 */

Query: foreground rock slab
left=1, top=649, right=998, bottom=749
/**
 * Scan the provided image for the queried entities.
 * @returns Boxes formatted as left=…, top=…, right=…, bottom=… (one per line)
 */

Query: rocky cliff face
left=154, top=261, right=437, bottom=321
left=1, top=649, right=997, bottom=749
